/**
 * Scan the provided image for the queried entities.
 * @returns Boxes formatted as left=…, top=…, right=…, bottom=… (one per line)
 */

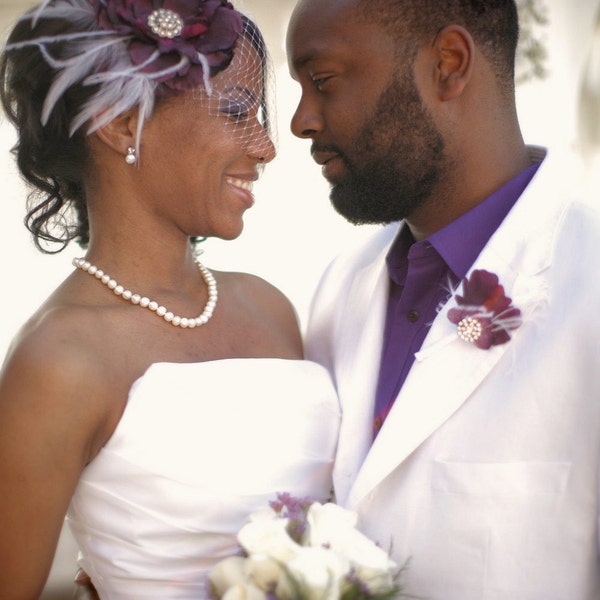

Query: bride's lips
left=225, top=175, right=256, bottom=208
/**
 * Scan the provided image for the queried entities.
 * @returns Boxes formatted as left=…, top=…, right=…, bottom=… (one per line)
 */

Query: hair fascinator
left=4, top=0, right=243, bottom=140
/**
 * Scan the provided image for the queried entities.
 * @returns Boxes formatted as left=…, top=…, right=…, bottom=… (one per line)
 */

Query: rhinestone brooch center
left=147, top=9, right=184, bottom=39
left=457, top=316, right=483, bottom=343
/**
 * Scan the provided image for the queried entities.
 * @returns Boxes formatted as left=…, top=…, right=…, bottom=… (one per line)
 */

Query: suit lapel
left=345, top=146, right=560, bottom=507
left=332, top=233, right=394, bottom=505
left=347, top=260, right=549, bottom=506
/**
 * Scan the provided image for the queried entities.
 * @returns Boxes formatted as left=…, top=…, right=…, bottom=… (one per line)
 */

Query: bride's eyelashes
left=218, top=87, right=260, bottom=123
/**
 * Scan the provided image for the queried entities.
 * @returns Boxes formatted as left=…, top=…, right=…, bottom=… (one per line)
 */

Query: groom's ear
left=432, top=24, right=474, bottom=102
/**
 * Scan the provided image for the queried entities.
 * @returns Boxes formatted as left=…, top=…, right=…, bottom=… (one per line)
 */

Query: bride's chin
left=192, top=219, right=246, bottom=242
left=210, top=225, right=246, bottom=242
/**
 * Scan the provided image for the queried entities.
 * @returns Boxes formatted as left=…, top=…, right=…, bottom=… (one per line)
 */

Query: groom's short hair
left=356, top=0, right=519, bottom=87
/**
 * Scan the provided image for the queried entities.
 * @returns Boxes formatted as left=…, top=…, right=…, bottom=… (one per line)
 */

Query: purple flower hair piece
left=447, top=269, right=522, bottom=349
left=89, top=0, right=243, bottom=94
left=6, top=0, right=244, bottom=143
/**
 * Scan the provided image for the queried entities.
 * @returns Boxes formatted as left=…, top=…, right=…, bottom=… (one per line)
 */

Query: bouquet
left=208, top=493, right=405, bottom=600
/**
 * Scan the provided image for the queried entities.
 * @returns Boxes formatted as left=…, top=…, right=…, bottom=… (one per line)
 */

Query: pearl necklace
left=72, top=257, right=218, bottom=329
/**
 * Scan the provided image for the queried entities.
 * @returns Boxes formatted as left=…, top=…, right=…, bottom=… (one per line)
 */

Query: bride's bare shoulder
left=0, top=301, right=127, bottom=455
left=5, top=302, right=108, bottom=378
left=214, top=270, right=303, bottom=356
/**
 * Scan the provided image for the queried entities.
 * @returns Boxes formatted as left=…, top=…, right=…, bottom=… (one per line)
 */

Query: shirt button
left=407, top=309, right=420, bottom=323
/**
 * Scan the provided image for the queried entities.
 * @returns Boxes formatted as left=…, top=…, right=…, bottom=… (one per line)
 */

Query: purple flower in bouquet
left=270, top=492, right=314, bottom=542
left=89, top=0, right=243, bottom=92
left=447, top=269, right=522, bottom=349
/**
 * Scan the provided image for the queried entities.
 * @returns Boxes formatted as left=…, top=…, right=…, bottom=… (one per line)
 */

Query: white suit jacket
left=305, top=147, right=600, bottom=599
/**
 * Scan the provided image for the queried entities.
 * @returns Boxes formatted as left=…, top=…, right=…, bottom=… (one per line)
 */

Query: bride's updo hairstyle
left=0, top=0, right=272, bottom=252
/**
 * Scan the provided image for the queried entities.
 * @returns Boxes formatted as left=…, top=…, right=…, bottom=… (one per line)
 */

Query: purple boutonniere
left=447, top=269, right=522, bottom=349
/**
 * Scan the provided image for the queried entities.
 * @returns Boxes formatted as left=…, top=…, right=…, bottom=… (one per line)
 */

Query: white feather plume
left=5, top=0, right=175, bottom=148
left=4, top=0, right=233, bottom=156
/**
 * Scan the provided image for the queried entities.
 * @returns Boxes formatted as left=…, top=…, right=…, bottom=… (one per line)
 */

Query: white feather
left=6, top=0, right=226, bottom=149
left=40, top=37, right=126, bottom=125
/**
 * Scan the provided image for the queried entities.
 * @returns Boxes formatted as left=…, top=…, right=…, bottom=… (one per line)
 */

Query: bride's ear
left=91, top=108, right=140, bottom=157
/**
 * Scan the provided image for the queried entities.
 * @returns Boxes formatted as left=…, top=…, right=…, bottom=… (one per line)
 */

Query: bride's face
left=135, top=35, right=276, bottom=241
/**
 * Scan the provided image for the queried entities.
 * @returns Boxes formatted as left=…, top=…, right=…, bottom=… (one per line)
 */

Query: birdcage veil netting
left=192, top=14, right=279, bottom=162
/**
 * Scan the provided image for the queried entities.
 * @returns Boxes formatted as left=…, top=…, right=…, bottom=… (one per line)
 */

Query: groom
left=288, top=0, right=600, bottom=598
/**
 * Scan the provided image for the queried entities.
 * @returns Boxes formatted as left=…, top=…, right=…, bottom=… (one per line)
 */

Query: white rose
left=244, top=555, right=286, bottom=592
left=352, top=564, right=397, bottom=596
left=222, top=583, right=268, bottom=600
left=304, top=502, right=358, bottom=542
left=246, top=506, right=279, bottom=523
left=305, top=503, right=398, bottom=594
left=238, top=517, right=301, bottom=563
left=208, top=556, right=250, bottom=597
left=286, top=545, right=351, bottom=600
left=272, top=569, right=299, bottom=600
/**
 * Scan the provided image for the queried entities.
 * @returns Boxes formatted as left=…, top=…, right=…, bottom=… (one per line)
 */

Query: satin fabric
left=67, top=359, right=340, bottom=599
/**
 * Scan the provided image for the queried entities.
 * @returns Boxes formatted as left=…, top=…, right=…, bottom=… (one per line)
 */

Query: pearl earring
left=125, top=147, right=137, bottom=165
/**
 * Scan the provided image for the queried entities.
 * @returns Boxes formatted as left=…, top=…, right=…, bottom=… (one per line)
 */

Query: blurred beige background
left=1, top=0, right=599, bottom=597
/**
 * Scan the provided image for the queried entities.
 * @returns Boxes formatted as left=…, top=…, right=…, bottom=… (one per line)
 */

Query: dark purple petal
left=500, top=306, right=522, bottom=324
left=447, top=307, right=471, bottom=325
left=482, top=284, right=512, bottom=314
left=160, top=64, right=206, bottom=92
left=449, top=269, right=522, bottom=349
left=90, top=0, right=242, bottom=92
left=165, top=0, right=213, bottom=14
left=127, top=39, right=154, bottom=63
left=490, top=329, right=511, bottom=346
left=460, top=270, right=499, bottom=306
left=474, top=330, right=493, bottom=349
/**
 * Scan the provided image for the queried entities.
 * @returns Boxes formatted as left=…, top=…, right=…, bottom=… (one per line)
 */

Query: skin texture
left=286, top=0, right=531, bottom=241
left=0, top=35, right=298, bottom=600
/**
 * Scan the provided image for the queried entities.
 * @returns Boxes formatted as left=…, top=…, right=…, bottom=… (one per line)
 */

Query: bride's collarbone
left=53, top=278, right=302, bottom=376
left=100, top=316, right=300, bottom=375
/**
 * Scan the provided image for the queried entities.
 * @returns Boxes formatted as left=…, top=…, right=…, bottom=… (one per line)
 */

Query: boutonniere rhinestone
left=447, top=269, right=522, bottom=349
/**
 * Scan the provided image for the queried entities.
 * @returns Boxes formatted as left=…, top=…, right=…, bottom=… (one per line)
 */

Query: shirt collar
left=387, top=161, right=541, bottom=283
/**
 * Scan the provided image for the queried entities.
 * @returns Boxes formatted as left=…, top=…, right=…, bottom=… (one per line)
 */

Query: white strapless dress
left=66, top=359, right=340, bottom=599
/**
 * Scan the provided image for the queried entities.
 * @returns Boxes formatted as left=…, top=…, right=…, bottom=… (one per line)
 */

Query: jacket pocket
left=431, top=459, right=571, bottom=495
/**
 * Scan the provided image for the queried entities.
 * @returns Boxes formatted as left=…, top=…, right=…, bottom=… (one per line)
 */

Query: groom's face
left=287, top=0, right=447, bottom=225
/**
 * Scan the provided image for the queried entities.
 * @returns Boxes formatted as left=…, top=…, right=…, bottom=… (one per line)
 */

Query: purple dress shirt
left=373, top=162, right=541, bottom=435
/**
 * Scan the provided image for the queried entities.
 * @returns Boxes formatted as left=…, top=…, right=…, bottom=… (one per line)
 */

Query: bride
left=0, top=1, right=340, bottom=598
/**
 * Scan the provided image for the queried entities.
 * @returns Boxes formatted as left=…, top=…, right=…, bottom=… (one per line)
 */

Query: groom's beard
left=328, top=72, right=447, bottom=226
